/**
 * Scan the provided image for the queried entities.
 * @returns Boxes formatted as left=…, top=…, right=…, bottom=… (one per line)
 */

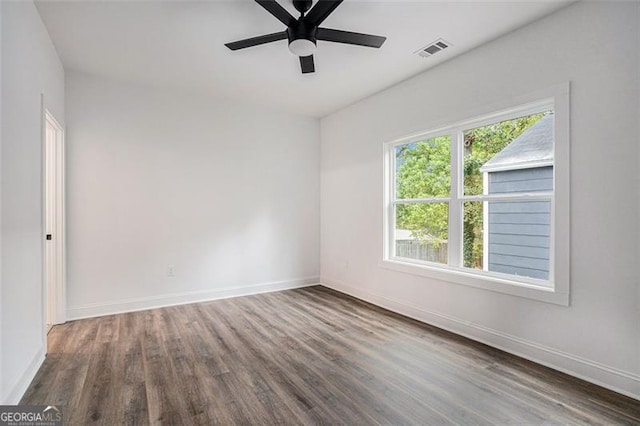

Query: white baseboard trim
left=67, top=276, right=320, bottom=321
left=3, top=346, right=46, bottom=405
left=320, top=276, right=640, bottom=401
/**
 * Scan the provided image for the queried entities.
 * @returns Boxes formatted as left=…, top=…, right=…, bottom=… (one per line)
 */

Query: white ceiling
left=35, top=0, right=570, bottom=118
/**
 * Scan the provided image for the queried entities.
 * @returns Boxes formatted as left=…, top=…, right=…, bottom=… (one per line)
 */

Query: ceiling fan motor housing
left=287, top=20, right=317, bottom=56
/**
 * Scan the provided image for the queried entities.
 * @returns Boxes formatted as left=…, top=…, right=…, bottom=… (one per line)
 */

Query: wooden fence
left=395, top=240, right=448, bottom=264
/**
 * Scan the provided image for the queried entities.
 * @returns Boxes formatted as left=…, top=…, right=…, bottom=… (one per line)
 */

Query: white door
left=44, top=110, right=66, bottom=332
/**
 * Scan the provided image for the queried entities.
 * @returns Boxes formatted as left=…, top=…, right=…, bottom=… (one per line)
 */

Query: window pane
left=463, top=201, right=484, bottom=269
left=394, top=203, right=448, bottom=264
left=395, top=135, right=451, bottom=199
left=463, top=112, right=553, bottom=196
left=464, top=199, right=551, bottom=280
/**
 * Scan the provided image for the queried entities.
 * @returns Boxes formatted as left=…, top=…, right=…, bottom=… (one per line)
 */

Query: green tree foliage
left=395, top=113, right=547, bottom=266
left=395, top=136, right=450, bottom=245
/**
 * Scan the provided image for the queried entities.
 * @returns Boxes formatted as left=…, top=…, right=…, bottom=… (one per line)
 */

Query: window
left=383, top=86, right=570, bottom=305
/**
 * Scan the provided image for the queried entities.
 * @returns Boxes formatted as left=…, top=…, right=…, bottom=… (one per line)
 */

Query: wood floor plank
left=118, top=312, right=149, bottom=426
left=21, top=286, right=640, bottom=425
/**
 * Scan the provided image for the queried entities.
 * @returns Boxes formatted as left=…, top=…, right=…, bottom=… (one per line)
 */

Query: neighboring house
left=480, top=114, right=554, bottom=280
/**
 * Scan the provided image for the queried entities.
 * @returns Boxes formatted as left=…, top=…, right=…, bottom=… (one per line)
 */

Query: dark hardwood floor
left=22, top=286, right=640, bottom=425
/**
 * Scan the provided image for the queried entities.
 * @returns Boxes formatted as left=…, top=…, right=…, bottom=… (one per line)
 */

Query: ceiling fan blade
left=316, top=28, right=386, bottom=48
left=300, top=55, right=315, bottom=74
left=305, top=0, right=343, bottom=26
left=225, top=31, right=288, bottom=50
left=255, top=0, right=296, bottom=27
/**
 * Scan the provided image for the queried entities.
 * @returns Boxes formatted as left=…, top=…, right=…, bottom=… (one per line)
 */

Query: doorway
left=44, top=109, right=66, bottom=333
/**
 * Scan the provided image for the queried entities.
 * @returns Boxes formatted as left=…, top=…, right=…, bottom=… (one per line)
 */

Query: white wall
left=1, top=1, right=65, bottom=404
left=0, top=0, right=4, bottom=401
left=320, top=1, right=640, bottom=399
left=65, top=71, right=320, bottom=319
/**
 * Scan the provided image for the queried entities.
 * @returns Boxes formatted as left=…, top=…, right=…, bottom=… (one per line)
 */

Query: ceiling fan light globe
left=288, top=38, right=316, bottom=57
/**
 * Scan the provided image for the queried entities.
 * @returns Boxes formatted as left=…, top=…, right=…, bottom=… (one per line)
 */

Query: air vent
left=415, top=38, right=451, bottom=58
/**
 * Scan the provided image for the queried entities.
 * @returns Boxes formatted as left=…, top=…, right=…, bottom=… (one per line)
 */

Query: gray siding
left=487, top=166, right=552, bottom=280
left=489, top=167, right=553, bottom=193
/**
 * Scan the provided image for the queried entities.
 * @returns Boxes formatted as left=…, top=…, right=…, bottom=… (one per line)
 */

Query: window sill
left=380, top=258, right=569, bottom=306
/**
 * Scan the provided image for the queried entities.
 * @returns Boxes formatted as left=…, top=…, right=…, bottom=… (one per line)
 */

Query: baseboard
left=3, top=346, right=46, bottom=405
left=67, top=276, right=320, bottom=321
left=320, top=276, right=640, bottom=401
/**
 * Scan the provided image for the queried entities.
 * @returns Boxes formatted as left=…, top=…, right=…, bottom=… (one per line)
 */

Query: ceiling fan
left=225, top=0, right=387, bottom=74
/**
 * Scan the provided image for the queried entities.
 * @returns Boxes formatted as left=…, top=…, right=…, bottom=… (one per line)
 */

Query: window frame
left=382, top=83, right=570, bottom=305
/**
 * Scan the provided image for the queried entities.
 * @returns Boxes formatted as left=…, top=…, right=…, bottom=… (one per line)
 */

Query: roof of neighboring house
left=480, top=114, right=554, bottom=173
left=396, top=230, right=419, bottom=240
left=395, top=230, right=446, bottom=242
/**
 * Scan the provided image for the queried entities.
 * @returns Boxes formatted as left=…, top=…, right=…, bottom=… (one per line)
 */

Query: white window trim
left=381, top=83, right=570, bottom=306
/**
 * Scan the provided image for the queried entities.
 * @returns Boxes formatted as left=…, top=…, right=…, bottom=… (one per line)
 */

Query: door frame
left=41, top=97, right=66, bottom=342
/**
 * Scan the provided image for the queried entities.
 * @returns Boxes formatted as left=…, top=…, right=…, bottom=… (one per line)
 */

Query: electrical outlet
left=167, top=266, right=175, bottom=277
